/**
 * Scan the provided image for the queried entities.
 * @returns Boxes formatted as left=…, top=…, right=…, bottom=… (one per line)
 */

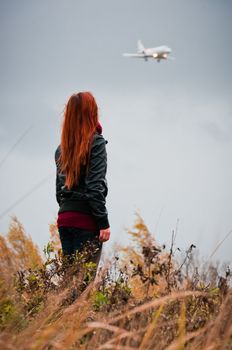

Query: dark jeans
left=58, top=226, right=102, bottom=269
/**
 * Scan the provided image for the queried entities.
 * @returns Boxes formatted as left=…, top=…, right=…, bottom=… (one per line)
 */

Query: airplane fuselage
left=142, top=46, right=172, bottom=60
left=123, top=41, right=173, bottom=62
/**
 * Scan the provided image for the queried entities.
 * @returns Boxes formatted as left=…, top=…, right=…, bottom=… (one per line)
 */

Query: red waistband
left=57, top=211, right=98, bottom=231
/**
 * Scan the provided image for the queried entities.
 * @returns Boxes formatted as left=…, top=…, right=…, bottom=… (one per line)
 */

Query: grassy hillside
left=0, top=214, right=231, bottom=350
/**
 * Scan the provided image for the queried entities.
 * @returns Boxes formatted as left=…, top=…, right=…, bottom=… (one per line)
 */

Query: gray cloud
left=0, top=0, right=232, bottom=261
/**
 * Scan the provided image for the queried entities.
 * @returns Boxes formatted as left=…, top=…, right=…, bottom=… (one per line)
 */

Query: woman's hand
left=99, top=228, right=110, bottom=242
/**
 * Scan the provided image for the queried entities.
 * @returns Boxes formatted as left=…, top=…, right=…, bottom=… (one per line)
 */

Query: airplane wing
left=123, top=53, right=146, bottom=58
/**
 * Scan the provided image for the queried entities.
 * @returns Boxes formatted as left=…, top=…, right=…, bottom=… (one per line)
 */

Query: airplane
left=123, top=40, right=174, bottom=62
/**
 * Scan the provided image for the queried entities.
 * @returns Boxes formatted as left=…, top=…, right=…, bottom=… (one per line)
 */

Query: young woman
left=55, top=91, right=110, bottom=268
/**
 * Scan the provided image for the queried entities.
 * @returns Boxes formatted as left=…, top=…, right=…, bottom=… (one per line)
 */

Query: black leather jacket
left=55, top=133, right=109, bottom=230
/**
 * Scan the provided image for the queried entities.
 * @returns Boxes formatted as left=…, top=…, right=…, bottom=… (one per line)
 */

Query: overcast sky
left=0, top=0, right=231, bottom=263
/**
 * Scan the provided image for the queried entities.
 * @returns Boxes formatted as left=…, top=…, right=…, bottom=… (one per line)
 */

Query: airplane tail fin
left=137, top=40, right=145, bottom=53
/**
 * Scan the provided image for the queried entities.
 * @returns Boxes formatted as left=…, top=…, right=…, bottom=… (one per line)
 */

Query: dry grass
left=0, top=214, right=231, bottom=350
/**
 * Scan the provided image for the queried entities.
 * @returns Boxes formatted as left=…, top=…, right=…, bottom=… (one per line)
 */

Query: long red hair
left=58, top=92, right=99, bottom=190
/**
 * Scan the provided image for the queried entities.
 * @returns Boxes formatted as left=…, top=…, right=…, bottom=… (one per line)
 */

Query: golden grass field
left=0, top=214, right=231, bottom=350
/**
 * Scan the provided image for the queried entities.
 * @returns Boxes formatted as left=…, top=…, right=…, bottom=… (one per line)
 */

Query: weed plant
left=0, top=214, right=231, bottom=349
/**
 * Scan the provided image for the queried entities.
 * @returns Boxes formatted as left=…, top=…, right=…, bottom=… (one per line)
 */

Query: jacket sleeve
left=55, top=147, right=63, bottom=206
left=84, top=135, right=110, bottom=230
left=56, top=170, right=62, bottom=205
